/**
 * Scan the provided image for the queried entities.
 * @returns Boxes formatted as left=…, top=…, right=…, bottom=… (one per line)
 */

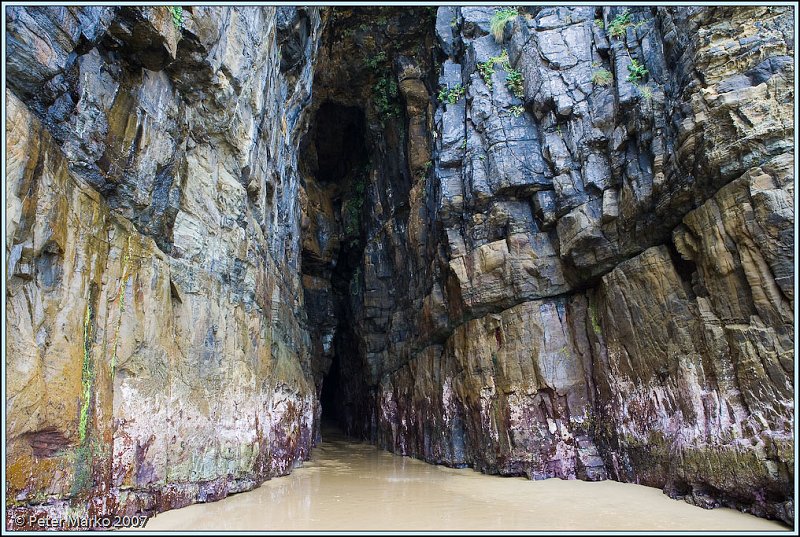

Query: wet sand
left=143, top=430, right=787, bottom=531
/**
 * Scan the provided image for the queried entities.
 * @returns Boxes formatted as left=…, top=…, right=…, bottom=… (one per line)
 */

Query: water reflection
left=143, top=429, right=786, bottom=531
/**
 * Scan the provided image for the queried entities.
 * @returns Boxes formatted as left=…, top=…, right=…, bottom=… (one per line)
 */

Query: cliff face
left=4, top=5, right=795, bottom=528
left=301, top=5, right=794, bottom=523
left=6, top=6, right=323, bottom=522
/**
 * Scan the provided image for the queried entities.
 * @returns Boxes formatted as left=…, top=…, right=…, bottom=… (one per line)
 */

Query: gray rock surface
left=344, top=5, right=794, bottom=525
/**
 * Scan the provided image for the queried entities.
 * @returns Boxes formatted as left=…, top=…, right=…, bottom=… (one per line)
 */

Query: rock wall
left=332, top=5, right=794, bottom=524
left=4, top=4, right=795, bottom=528
left=6, top=6, right=322, bottom=527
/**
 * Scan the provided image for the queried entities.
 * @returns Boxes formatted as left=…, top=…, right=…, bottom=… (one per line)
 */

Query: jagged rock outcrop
left=4, top=4, right=794, bottom=529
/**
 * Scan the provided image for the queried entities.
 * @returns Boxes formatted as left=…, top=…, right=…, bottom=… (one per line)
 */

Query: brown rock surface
left=6, top=6, right=322, bottom=528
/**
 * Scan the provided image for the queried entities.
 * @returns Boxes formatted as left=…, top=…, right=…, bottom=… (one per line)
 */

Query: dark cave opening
left=300, top=7, right=435, bottom=439
left=319, top=351, right=340, bottom=422
left=313, top=102, right=367, bottom=184
left=300, top=101, right=371, bottom=433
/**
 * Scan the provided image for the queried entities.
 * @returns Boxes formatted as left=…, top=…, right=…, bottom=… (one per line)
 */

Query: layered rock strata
left=7, top=6, right=322, bottom=526
left=311, top=5, right=794, bottom=523
left=4, top=5, right=795, bottom=528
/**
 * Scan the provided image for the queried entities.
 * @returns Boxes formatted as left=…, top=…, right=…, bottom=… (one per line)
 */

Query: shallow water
left=143, top=430, right=786, bottom=531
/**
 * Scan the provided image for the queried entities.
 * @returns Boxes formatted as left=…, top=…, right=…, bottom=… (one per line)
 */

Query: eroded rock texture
left=6, top=6, right=322, bottom=528
left=4, top=4, right=795, bottom=529
left=304, top=5, right=793, bottom=524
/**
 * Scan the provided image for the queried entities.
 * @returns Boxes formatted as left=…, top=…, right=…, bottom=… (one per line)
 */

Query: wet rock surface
left=322, top=5, right=794, bottom=524
left=4, top=5, right=795, bottom=529
left=6, top=6, right=322, bottom=528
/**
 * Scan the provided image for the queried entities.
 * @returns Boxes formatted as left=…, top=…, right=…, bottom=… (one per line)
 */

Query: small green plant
left=607, top=9, right=632, bottom=38
left=594, top=18, right=604, bottom=29
left=477, top=50, right=510, bottom=90
left=438, top=83, right=465, bottom=104
left=168, top=6, right=183, bottom=29
left=509, top=105, right=524, bottom=117
left=343, top=172, right=368, bottom=245
left=639, top=84, right=653, bottom=102
left=591, top=68, right=613, bottom=86
left=626, top=58, right=648, bottom=83
left=478, top=50, right=523, bottom=97
left=450, top=17, right=458, bottom=28
left=505, top=68, right=524, bottom=98
left=588, top=300, right=602, bottom=336
left=365, top=51, right=387, bottom=71
left=367, top=50, right=403, bottom=124
left=477, top=60, right=495, bottom=88
left=490, top=8, right=518, bottom=42
left=374, top=76, right=401, bottom=121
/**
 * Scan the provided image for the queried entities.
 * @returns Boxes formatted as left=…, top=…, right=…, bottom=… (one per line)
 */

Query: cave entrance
left=313, top=102, right=366, bottom=184
left=300, top=101, right=370, bottom=434
left=299, top=7, right=434, bottom=440
left=319, top=352, right=340, bottom=422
